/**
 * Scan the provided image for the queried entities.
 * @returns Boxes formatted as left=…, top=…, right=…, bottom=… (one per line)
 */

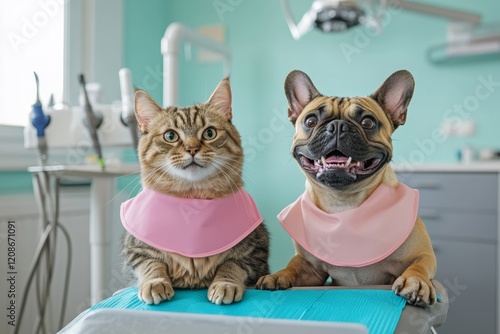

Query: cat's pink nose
left=186, top=146, right=200, bottom=156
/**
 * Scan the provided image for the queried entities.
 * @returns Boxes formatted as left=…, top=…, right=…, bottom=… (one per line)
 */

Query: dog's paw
left=392, top=275, right=436, bottom=306
left=255, top=273, right=295, bottom=290
left=138, top=278, right=174, bottom=305
left=208, top=281, right=245, bottom=305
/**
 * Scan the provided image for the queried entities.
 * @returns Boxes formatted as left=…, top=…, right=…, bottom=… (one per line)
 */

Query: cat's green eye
left=202, top=127, right=217, bottom=140
left=164, top=130, right=179, bottom=143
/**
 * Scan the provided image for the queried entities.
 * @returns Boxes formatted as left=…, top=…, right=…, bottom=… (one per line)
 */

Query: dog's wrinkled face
left=292, top=97, right=392, bottom=187
left=285, top=70, right=415, bottom=189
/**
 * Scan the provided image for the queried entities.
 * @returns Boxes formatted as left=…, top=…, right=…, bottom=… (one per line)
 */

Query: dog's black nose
left=326, top=120, right=349, bottom=135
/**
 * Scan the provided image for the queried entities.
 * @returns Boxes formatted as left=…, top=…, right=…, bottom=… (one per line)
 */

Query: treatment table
left=59, top=281, right=448, bottom=334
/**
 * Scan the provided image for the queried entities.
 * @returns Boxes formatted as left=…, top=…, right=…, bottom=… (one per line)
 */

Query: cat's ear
left=370, top=70, right=415, bottom=130
left=134, top=90, right=162, bottom=133
left=285, top=70, right=321, bottom=125
left=206, top=77, right=232, bottom=120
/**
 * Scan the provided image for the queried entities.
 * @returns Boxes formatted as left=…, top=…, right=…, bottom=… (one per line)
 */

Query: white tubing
left=161, top=22, right=231, bottom=107
left=119, top=68, right=134, bottom=121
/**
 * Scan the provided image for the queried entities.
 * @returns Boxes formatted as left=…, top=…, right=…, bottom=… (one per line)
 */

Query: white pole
left=161, top=23, right=231, bottom=108
left=89, top=178, right=114, bottom=304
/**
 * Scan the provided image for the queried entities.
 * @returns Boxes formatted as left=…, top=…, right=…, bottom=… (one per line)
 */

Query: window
left=0, top=0, right=64, bottom=126
left=0, top=0, right=123, bottom=170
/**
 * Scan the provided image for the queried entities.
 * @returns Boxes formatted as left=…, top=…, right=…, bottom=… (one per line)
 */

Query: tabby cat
left=121, top=78, right=269, bottom=305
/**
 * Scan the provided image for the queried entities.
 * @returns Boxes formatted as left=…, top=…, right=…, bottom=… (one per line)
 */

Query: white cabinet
left=397, top=171, right=498, bottom=334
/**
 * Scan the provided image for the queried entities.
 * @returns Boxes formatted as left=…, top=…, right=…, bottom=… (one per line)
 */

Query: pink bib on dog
left=278, top=183, right=418, bottom=267
left=121, top=188, right=263, bottom=258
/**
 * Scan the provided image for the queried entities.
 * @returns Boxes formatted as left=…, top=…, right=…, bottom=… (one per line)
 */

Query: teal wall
left=124, top=0, right=500, bottom=271
left=0, top=171, right=33, bottom=194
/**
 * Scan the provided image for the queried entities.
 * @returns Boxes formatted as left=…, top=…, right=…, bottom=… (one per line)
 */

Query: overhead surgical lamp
left=282, top=0, right=481, bottom=40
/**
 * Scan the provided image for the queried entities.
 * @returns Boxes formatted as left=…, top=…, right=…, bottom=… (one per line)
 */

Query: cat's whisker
left=210, top=160, right=243, bottom=197
left=210, top=160, right=254, bottom=216
left=129, top=167, right=168, bottom=197
left=214, top=156, right=259, bottom=180
left=104, top=173, right=142, bottom=207
left=211, top=158, right=258, bottom=195
left=139, top=166, right=161, bottom=183
left=211, top=160, right=241, bottom=182
left=210, top=165, right=239, bottom=201
left=149, top=165, right=171, bottom=191
left=140, top=165, right=170, bottom=191
left=114, top=170, right=141, bottom=179
left=127, top=178, right=144, bottom=199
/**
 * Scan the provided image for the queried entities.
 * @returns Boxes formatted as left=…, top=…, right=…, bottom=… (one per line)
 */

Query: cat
left=121, top=78, right=270, bottom=305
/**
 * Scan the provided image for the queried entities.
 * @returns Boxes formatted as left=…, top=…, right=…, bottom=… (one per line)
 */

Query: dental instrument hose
left=14, top=174, right=72, bottom=334
left=79, top=74, right=105, bottom=170
left=15, top=74, right=72, bottom=334
left=32, top=72, right=50, bottom=166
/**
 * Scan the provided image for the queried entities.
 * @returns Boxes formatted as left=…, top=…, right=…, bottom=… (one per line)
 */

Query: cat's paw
left=392, top=275, right=436, bottom=306
left=208, top=281, right=245, bottom=305
left=138, top=278, right=175, bottom=305
left=255, top=273, right=294, bottom=290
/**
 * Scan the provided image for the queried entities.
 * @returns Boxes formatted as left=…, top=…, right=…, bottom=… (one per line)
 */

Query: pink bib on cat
left=121, top=188, right=263, bottom=258
left=278, top=183, right=418, bottom=267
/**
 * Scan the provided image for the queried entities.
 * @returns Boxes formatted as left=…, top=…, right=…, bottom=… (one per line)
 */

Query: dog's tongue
left=325, top=155, right=349, bottom=164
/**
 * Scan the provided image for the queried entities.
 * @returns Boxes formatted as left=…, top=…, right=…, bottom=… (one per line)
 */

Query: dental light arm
left=78, top=74, right=105, bottom=170
left=282, top=0, right=482, bottom=40
left=394, top=0, right=480, bottom=24
left=119, top=68, right=139, bottom=152
left=32, top=72, right=51, bottom=165
left=282, top=0, right=315, bottom=40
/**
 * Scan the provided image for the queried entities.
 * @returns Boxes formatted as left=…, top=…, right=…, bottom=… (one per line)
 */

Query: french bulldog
left=256, top=70, right=437, bottom=306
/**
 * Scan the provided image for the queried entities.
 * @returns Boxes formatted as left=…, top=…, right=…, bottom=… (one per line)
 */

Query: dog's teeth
left=321, top=156, right=327, bottom=167
left=356, top=161, right=361, bottom=167
left=345, top=157, right=352, bottom=168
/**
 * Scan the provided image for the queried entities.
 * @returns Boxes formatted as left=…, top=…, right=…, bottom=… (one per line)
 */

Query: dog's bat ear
left=285, top=70, right=321, bottom=124
left=371, top=70, right=415, bottom=130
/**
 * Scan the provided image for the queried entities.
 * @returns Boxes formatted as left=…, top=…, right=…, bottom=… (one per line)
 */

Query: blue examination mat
left=91, top=287, right=406, bottom=334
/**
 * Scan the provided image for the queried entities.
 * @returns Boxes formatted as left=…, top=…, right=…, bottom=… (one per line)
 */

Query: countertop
left=28, top=163, right=140, bottom=178
left=391, top=161, right=500, bottom=173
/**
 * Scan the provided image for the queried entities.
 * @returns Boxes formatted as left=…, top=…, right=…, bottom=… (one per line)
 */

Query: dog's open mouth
left=298, top=150, right=383, bottom=176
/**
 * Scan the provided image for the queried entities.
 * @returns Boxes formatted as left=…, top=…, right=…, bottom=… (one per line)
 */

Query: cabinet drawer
left=431, top=239, right=497, bottom=334
left=419, top=209, right=497, bottom=242
left=397, top=172, right=498, bottom=211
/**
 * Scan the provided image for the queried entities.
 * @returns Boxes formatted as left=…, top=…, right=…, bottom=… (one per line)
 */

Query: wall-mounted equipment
left=282, top=0, right=500, bottom=62
left=428, top=22, right=500, bottom=63
left=281, top=0, right=481, bottom=39
left=24, top=73, right=136, bottom=166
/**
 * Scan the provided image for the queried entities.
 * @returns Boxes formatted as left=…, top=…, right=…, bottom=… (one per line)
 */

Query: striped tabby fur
left=122, top=78, right=269, bottom=305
